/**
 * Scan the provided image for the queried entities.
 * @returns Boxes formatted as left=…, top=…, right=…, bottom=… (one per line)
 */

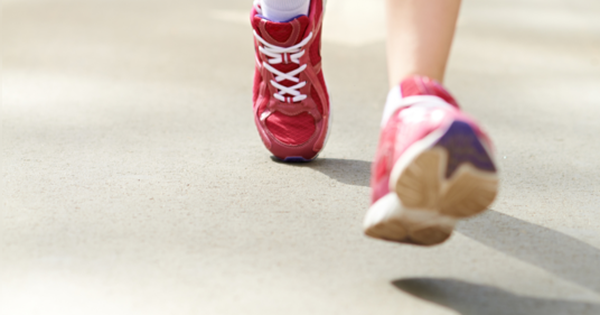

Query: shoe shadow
left=457, top=209, right=600, bottom=294
left=272, top=157, right=371, bottom=188
left=393, top=277, right=600, bottom=315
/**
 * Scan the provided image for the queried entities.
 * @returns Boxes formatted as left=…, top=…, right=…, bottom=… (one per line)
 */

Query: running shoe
left=364, top=76, right=499, bottom=246
left=250, top=0, right=330, bottom=162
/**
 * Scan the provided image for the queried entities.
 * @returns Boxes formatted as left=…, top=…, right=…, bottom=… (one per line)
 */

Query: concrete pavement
left=2, top=0, right=600, bottom=314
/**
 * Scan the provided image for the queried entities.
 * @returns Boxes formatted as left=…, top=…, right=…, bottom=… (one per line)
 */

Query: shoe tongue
left=400, top=76, right=459, bottom=108
left=252, top=15, right=310, bottom=46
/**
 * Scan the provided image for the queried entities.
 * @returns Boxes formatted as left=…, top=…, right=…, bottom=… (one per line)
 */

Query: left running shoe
left=250, top=0, right=330, bottom=162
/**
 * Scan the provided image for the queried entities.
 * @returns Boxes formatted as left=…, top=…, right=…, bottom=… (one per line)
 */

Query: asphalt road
left=2, top=0, right=600, bottom=314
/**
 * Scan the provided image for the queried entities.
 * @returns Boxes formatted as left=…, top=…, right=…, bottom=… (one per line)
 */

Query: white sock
left=260, top=0, right=311, bottom=22
left=381, top=86, right=453, bottom=127
left=381, top=86, right=403, bottom=127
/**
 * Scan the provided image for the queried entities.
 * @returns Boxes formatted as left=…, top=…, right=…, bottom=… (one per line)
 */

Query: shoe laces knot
left=254, top=31, right=313, bottom=103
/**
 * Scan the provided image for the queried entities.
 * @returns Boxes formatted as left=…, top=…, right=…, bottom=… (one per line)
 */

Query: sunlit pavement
left=2, top=0, right=600, bottom=314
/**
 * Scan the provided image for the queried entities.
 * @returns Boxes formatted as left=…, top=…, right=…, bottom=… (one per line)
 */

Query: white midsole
left=363, top=193, right=457, bottom=231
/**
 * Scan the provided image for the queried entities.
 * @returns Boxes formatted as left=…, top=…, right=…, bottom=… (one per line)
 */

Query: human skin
left=385, top=0, right=462, bottom=87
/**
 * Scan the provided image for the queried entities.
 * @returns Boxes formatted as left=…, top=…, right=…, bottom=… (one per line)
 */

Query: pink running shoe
left=364, top=76, right=499, bottom=246
left=250, top=0, right=330, bottom=162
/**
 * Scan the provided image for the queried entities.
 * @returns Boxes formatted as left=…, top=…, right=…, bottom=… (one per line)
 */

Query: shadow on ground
left=393, top=278, right=600, bottom=315
left=458, top=210, right=600, bottom=294
left=272, top=157, right=371, bottom=187
left=271, top=157, right=600, bottom=302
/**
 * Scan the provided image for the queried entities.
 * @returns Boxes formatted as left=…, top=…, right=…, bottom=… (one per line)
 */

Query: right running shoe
left=364, top=76, right=499, bottom=246
left=250, top=0, right=330, bottom=162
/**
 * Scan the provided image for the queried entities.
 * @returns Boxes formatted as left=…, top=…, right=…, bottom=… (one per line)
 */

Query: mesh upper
left=265, top=111, right=315, bottom=145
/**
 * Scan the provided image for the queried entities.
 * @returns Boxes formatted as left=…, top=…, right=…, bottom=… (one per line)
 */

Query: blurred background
left=2, top=0, right=600, bottom=314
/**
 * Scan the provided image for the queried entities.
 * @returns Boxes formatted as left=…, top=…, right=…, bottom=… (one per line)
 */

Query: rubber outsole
left=278, top=156, right=315, bottom=163
left=364, top=120, right=499, bottom=246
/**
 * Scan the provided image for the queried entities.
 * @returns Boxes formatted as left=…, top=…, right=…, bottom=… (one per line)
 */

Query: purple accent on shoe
left=435, top=121, right=497, bottom=178
left=271, top=156, right=314, bottom=163
left=256, top=14, right=306, bottom=23
left=283, top=156, right=313, bottom=163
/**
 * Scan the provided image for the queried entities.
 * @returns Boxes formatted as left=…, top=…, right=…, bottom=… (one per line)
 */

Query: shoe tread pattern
left=390, top=121, right=498, bottom=245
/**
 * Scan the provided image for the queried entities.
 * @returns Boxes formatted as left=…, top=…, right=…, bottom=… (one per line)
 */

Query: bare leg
left=385, top=0, right=461, bottom=87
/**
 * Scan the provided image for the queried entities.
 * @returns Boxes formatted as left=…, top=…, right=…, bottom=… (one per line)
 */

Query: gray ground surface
left=2, top=0, right=600, bottom=314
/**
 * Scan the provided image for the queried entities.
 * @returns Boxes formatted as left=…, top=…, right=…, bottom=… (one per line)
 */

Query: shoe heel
left=365, top=120, right=499, bottom=246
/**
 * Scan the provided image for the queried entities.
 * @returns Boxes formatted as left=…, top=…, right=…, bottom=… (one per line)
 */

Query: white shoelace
left=254, top=30, right=313, bottom=103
